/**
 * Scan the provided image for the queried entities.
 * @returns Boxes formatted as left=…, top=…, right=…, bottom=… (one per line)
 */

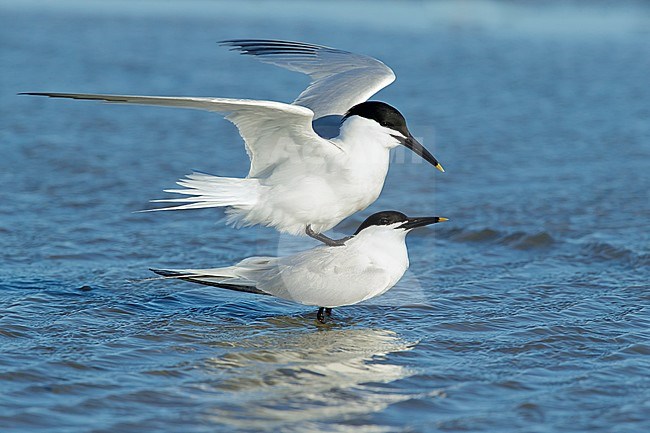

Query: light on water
left=1, top=1, right=649, bottom=432
left=200, top=327, right=418, bottom=429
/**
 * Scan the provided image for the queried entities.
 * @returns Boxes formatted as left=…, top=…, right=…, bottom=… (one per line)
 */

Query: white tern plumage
left=151, top=211, right=447, bottom=323
left=21, top=40, right=444, bottom=245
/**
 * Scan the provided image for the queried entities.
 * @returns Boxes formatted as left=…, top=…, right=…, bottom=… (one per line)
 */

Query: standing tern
left=151, top=211, right=447, bottom=323
left=21, top=39, right=444, bottom=245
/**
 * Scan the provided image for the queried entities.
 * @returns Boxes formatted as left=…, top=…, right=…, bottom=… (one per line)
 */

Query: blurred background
left=1, top=1, right=649, bottom=432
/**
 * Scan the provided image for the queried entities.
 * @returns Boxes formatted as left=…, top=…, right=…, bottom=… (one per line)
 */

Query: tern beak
left=397, top=134, right=445, bottom=172
left=399, top=216, right=448, bottom=230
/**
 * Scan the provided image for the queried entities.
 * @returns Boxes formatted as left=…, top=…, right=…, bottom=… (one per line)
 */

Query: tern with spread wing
left=22, top=39, right=444, bottom=245
left=151, top=211, right=447, bottom=323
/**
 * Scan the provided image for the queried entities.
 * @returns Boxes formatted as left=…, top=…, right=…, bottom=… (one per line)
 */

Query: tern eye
left=379, top=217, right=390, bottom=224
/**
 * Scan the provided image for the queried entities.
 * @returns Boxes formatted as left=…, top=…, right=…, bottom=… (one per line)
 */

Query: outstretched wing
left=221, top=39, right=396, bottom=118
left=20, top=92, right=338, bottom=177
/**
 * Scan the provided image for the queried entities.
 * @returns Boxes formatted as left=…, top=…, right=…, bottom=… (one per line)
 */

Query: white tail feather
left=143, top=172, right=260, bottom=212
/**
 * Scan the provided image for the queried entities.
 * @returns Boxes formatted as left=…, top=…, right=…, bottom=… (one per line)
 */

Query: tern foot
left=306, top=225, right=352, bottom=247
left=316, top=307, right=333, bottom=324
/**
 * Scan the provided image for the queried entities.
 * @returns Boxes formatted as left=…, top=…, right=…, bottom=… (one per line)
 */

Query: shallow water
left=1, top=1, right=649, bottom=432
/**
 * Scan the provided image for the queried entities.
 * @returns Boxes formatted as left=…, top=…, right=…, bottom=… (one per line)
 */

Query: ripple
left=447, top=227, right=556, bottom=250
left=577, top=241, right=648, bottom=267
left=447, top=226, right=648, bottom=267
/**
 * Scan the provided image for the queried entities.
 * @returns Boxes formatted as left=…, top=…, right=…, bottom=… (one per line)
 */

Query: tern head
left=353, top=211, right=447, bottom=235
left=342, top=101, right=444, bottom=172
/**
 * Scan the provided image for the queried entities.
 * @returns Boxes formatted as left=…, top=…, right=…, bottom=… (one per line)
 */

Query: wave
left=443, top=227, right=648, bottom=267
left=444, top=227, right=556, bottom=250
left=577, top=241, right=649, bottom=267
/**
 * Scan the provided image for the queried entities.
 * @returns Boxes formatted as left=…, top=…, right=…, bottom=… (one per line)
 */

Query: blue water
left=1, top=1, right=649, bottom=432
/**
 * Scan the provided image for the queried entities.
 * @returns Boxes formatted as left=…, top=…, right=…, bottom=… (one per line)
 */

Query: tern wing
left=20, top=92, right=337, bottom=177
left=152, top=249, right=394, bottom=308
left=256, top=247, right=392, bottom=307
left=151, top=256, right=280, bottom=295
left=221, top=39, right=396, bottom=118
left=150, top=267, right=271, bottom=295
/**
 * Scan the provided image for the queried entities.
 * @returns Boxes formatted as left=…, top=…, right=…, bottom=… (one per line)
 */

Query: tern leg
left=317, top=307, right=326, bottom=323
left=306, top=225, right=352, bottom=247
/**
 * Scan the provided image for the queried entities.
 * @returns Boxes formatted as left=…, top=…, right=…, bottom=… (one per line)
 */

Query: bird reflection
left=199, top=326, right=425, bottom=430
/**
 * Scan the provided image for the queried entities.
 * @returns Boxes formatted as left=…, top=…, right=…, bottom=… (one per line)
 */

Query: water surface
left=1, top=1, right=649, bottom=432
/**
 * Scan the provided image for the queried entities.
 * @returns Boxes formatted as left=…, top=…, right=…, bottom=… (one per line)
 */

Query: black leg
left=317, top=307, right=326, bottom=323
left=325, top=308, right=332, bottom=317
left=306, top=225, right=352, bottom=247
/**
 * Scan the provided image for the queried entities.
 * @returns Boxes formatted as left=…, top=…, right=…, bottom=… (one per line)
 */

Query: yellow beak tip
left=439, top=217, right=449, bottom=222
left=435, top=164, right=445, bottom=173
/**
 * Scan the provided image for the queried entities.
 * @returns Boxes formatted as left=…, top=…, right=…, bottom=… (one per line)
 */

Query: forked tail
left=144, top=172, right=260, bottom=212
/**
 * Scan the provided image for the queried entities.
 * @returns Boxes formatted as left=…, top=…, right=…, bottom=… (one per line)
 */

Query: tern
left=21, top=39, right=444, bottom=246
left=151, top=211, right=447, bottom=323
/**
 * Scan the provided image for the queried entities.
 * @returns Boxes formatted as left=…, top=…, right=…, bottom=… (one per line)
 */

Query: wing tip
left=19, top=92, right=51, bottom=97
left=219, top=38, right=336, bottom=53
left=150, top=268, right=180, bottom=277
left=17, top=92, right=133, bottom=103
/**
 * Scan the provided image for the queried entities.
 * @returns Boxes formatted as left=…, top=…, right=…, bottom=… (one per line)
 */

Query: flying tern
left=21, top=39, right=444, bottom=245
left=151, top=211, right=447, bottom=323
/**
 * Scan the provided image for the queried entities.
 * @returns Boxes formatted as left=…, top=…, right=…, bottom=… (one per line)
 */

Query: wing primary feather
left=219, top=38, right=396, bottom=117
left=150, top=269, right=270, bottom=296
left=239, top=48, right=318, bottom=56
left=220, top=39, right=331, bottom=50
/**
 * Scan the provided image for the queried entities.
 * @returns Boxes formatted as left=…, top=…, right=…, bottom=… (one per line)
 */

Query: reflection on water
left=199, top=326, right=434, bottom=431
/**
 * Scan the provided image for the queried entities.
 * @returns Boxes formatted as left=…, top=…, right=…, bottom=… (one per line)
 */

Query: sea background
left=1, top=1, right=648, bottom=432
